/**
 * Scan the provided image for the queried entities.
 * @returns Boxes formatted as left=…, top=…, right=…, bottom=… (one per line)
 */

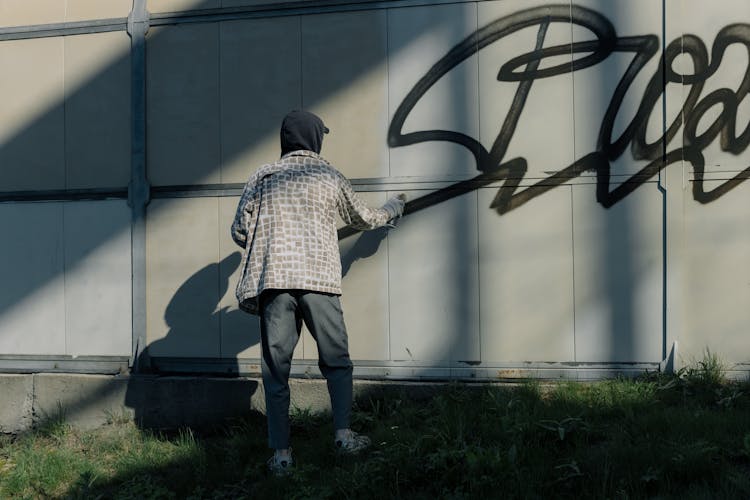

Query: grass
left=0, top=360, right=749, bottom=499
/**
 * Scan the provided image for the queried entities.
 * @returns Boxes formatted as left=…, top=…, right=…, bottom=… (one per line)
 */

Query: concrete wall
left=0, top=373, right=443, bottom=433
left=0, top=0, right=748, bottom=379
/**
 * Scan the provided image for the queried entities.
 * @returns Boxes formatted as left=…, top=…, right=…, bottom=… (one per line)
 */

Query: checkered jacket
left=231, top=150, right=391, bottom=314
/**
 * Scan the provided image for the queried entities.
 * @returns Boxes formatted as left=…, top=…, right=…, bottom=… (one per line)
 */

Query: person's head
left=280, top=110, right=329, bottom=156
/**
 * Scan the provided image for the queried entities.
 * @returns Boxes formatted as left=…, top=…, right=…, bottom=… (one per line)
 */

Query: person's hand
left=382, top=194, right=406, bottom=220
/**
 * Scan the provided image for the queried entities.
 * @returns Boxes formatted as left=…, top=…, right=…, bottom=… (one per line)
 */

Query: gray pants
left=259, top=290, right=353, bottom=449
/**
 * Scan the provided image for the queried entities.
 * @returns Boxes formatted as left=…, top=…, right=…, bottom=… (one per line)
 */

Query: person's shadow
left=123, top=230, right=390, bottom=431
left=125, top=252, right=262, bottom=430
left=340, top=226, right=389, bottom=277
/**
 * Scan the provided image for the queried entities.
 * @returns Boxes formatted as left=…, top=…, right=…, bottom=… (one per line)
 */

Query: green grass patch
left=1, top=369, right=749, bottom=499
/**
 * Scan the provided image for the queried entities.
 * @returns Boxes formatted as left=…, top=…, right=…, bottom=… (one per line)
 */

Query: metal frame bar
left=148, top=176, right=666, bottom=199
left=148, top=356, right=667, bottom=381
left=148, top=0, right=479, bottom=25
left=0, top=19, right=127, bottom=40
left=128, top=0, right=151, bottom=372
left=0, top=0, right=482, bottom=41
left=0, top=176, right=667, bottom=203
left=0, top=188, right=128, bottom=203
left=1, top=353, right=745, bottom=381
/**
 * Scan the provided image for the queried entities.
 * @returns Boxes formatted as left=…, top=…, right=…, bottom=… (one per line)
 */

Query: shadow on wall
left=124, top=251, right=261, bottom=429
left=119, top=230, right=389, bottom=429
left=0, top=0, right=444, bottom=343
left=340, top=226, right=389, bottom=277
left=140, top=251, right=260, bottom=373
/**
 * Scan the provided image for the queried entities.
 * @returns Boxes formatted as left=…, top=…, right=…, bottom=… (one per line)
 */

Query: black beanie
left=280, top=110, right=329, bottom=156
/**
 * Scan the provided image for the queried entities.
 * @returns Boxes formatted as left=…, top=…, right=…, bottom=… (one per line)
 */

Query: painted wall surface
left=0, top=0, right=748, bottom=377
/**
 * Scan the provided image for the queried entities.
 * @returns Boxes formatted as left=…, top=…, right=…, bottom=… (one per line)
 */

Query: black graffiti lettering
left=371, top=5, right=750, bottom=232
left=692, top=151, right=750, bottom=204
left=680, top=24, right=750, bottom=156
left=656, top=35, right=708, bottom=157
left=488, top=16, right=549, bottom=169
left=388, top=5, right=615, bottom=174
left=594, top=35, right=659, bottom=161
left=495, top=8, right=616, bottom=82
left=685, top=89, right=737, bottom=150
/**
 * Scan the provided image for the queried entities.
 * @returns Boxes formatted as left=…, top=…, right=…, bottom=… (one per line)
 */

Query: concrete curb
left=0, top=373, right=454, bottom=434
left=0, top=374, right=34, bottom=434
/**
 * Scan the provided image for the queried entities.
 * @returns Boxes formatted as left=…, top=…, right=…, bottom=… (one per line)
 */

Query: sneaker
left=267, top=450, right=294, bottom=476
left=335, top=430, right=371, bottom=454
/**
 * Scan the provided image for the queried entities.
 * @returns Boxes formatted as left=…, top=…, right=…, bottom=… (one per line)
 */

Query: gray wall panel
left=572, top=184, right=664, bottom=363
left=0, top=0, right=130, bottom=27
left=149, top=0, right=219, bottom=14
left=0, top=0, right=66, bottom=28
left=64, top=201, right=132, bottom=356
left=64, top=32, right=131, bottom=189
left=220, top=16, right=301, bottom=183
left=683, top=180, right=750, bottom=365
left=301, top=10, right=390, bottom=179
left=0, top=203, right=66, bottom=355
left=146, top=23, right=221, bottom=186
left=388, top=191, right=480, bottom=363
left=0, top=38, right=65, bottom=191
left=478, top=186, right=575, bottom=363
left=146, top=198, right=221, bottom=358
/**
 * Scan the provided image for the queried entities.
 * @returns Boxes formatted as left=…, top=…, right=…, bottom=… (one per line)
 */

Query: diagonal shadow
left=0, top=0, right=452, bottom=349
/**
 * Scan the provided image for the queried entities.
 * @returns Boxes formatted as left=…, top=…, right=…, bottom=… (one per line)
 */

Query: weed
left=35, top=401, right=70, bottom=440
left=682, top=347, right=727, bottom=386
left=103, top=407, right=134, bottom=426
left=290, top=406, right=327, bottom=436
left=536, top=416, right=589, bottom=441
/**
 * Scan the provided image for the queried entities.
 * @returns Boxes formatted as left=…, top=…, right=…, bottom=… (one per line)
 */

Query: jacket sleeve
left=231, top=180, right=257, bottom=248
left=336, top=173, right=391, bottom=231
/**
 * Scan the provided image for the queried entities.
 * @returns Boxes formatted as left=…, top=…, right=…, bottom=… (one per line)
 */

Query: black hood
left=280, top=110, right=329, bottom=156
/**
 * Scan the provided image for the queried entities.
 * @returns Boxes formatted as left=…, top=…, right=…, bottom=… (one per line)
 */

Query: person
left=231, top=110, right=405, bottom=475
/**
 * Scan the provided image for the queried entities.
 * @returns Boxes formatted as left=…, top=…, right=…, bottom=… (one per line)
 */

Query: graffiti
left=387, top=4, right=750, bottom=218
